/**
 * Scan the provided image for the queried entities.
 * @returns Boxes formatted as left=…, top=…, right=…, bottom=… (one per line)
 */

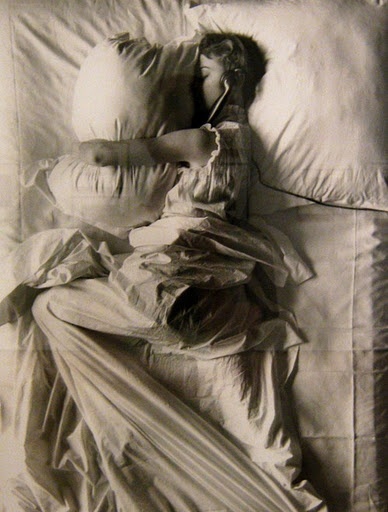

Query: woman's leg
left=31, top=279, right=313, bottom=512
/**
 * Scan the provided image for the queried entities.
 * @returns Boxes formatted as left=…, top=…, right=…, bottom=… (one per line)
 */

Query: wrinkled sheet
left=0, top=221, right=312, bottom=354
left=4, top=313, right=325, bottom=512
left=0, top=228, right=327, bottom=511
left=1, top=205, right=385, bottom=511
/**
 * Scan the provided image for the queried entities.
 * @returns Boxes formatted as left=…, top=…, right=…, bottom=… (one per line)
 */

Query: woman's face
left=199, top=54, right=226, bottom=110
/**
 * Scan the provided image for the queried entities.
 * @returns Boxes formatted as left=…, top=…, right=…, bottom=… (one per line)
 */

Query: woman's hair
left=192, top=32, right=267, bottom=125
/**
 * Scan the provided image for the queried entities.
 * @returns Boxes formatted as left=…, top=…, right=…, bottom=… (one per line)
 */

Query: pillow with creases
left=186, top=1, right=387, bottom=212
left=40, top=33, right=197, bottom=237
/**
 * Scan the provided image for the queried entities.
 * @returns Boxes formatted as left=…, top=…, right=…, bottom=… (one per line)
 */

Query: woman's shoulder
left=200, top=104, right=251, bottom=149
left=197, top=105, right=251, bottom=168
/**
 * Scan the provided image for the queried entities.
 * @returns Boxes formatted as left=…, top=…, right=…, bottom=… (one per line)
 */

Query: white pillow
left=46, top=155, right=179, bottom=238
left=186, top=1, right=387, bottom=212
left=44, top=34, right=197, bottom=237
left=72, top=33, right=196, bottom=141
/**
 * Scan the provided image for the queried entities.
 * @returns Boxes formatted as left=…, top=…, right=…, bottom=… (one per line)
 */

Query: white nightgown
left=102, top=104, right=312, bottom=355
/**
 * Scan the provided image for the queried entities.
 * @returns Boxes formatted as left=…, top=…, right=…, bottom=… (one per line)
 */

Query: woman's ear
left=221, top=68, right=245, bottom=90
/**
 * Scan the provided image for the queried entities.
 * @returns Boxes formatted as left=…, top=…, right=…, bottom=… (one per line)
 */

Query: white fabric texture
left=5, top=304, right=325, bottom=512
left=72, top=34, right=196, bottom=142
left=0, top=200, right=324, bottom=509
left=186, top=0, right=388, bottom=212
left=25, top=285, right=325, bottom=512
left=3, top=206, right=385, bottom=511
left=0, top=214, right=309, bottom=354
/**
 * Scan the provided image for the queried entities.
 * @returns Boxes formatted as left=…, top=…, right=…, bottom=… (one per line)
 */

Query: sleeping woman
left=29, top=33, right=324, bottom=511
left=33, top=33, right=311, bottom=356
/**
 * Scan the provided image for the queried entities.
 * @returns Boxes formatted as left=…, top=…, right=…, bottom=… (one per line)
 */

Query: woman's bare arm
left=77, top=129, right=217, bottom=168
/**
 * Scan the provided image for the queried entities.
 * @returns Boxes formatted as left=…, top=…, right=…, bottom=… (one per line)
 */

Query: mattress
left=260, top=203, right=387, bottom=511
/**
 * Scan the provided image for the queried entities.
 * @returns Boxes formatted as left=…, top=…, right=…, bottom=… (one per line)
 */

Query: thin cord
left=207, top=81, right=231, bottom=124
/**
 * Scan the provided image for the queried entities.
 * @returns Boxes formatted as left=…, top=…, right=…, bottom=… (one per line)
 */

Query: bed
left=0, top=0, right=386, bottom=511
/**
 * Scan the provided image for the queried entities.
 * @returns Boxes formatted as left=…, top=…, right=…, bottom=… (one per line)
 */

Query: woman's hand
left=76, top=139, right=119, bottom=167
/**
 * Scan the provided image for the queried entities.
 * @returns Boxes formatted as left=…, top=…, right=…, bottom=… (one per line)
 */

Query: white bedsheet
left=258, top=204, right=387, bottom=511
left=0, top=223, right=324, bottom=510
left=3, top=308, right=324, bottom=511
left=1, top=204, right=384, bottom=511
